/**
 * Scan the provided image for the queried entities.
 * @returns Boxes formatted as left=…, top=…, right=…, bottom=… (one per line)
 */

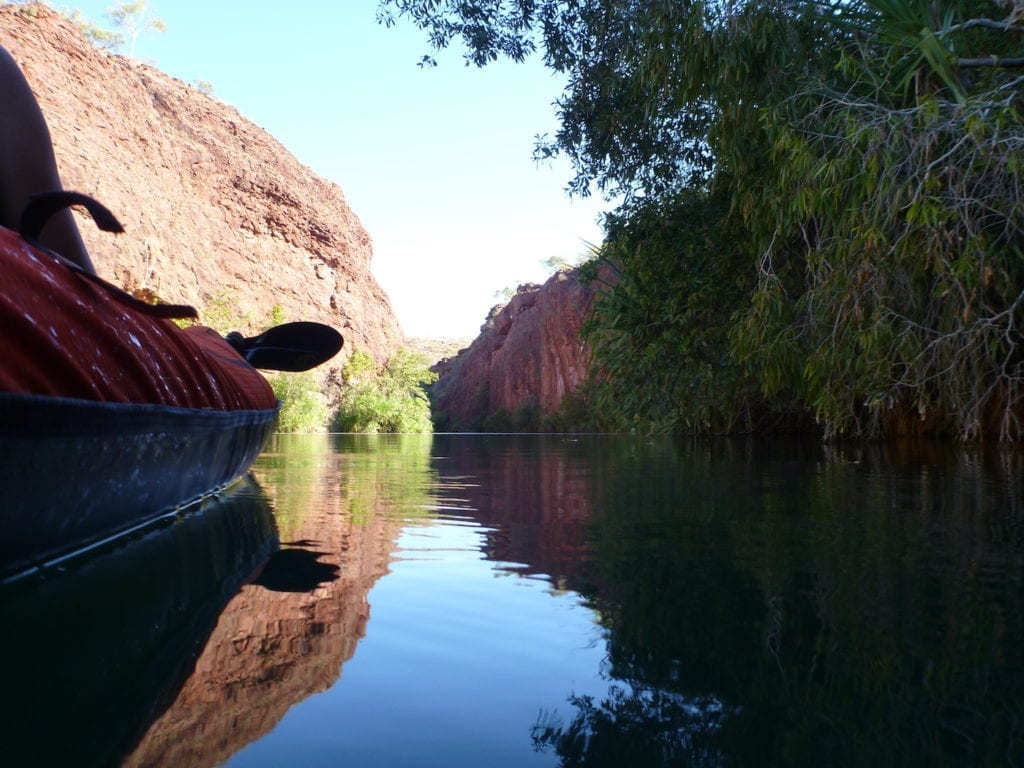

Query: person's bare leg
left=0, top=45, right=94, bottom=273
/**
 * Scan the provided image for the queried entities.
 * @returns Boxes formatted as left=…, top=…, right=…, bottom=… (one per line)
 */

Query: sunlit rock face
left=431, top=268, right=601, bottom=430
left=1, top=4, right=403, bottom=379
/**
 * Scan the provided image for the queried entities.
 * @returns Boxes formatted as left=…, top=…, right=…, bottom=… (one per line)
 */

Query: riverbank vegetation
left=332, top=349, right=437, bottom=433
left=381, top=0, right=1024, bottom=440
left=266, top=349, right=436, bottom=433
left=198, top=296, right=435, bottom=433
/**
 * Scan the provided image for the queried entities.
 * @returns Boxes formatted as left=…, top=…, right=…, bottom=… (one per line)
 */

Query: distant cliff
left=431, top=267, right=603, bottom=430
left=1, top=4, right=402, bottom=379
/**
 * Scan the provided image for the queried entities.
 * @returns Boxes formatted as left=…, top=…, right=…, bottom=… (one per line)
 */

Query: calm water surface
left=3, top=434, right=1024, bottom=767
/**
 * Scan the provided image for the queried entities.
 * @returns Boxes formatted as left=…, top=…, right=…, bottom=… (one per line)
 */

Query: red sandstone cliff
left=431, top=267, right=601, bottom=430
left=0, top=5, right=402, bottom=381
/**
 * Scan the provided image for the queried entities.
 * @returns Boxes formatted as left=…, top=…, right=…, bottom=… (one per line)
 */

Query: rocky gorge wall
left=431, top=267, right=603, bottom=430
left=1, top=4, right=402, bottom=381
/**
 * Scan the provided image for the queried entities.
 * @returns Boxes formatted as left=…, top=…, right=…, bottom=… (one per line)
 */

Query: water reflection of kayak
left=0, top=476, right=279, bottom=768
left=0, top=194, right=283, bottom=580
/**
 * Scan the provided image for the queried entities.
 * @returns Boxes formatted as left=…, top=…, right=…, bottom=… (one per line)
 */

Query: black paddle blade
left=227, top=321, right=344, bottom=372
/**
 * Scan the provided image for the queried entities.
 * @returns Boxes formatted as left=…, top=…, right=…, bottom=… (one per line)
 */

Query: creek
left=3, top=434, right=1022, bottom=767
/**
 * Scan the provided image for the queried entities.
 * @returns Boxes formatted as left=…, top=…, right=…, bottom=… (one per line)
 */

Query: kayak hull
left=0, top=393, right=279, bottom=579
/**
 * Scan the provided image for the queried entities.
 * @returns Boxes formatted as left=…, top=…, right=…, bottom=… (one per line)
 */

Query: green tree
left=380, top=0, right=1024, bottom=440
left=333, top=349, right=437, bottom=433
left=728, top=1, right=1024, bottom=439
left=105, top=1, right=166, bottom=58
left=582, top=188, right=780, bottom=434
left=493, top=281, right=523, bottom=302
left=270, top=371, right=330, bottom=433
left=67, top=9, right=124, bottom=50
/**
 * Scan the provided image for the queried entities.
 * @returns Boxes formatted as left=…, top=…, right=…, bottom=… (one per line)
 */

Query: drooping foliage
left=582, top=188, right=776, bottom=434
left=380, top=0, right=1024, bottom=439
left=719, top=1, right=1024, bottom=440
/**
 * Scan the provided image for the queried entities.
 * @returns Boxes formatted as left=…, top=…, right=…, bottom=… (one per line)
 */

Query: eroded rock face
left=432, top=267, right=600, bottom=430
left=1, top=4, right=402, bottom=377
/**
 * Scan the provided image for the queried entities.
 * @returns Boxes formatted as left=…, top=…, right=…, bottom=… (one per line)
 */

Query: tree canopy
left=381, top=0, right=1024, bottom=439
left=105, top=1, right=166, bottom=58
left=333, top=349, right=437, bottom=433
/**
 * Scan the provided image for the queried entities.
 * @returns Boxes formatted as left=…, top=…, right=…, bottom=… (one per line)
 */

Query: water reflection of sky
left=8, top=434, right=1023, bottom=767
left=227, top=512, right=609, bottom=768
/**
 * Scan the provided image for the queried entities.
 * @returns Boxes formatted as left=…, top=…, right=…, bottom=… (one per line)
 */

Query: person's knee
left=0, top=45, right=94, bottom=272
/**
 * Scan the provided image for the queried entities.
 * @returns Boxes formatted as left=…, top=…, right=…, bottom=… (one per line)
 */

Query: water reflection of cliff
left=431, top=434, right=598, bottom=585
left=434, top=436, right=1024, bottom=767
left=0, top=478, right=277, bottom=768
left=126, top=433, right=433, bottom=768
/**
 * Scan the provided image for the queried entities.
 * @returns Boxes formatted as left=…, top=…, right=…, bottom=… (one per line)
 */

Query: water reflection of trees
left=440, top=437, right=1024, bottom=767
left=531, top=685, right=732, bottom=768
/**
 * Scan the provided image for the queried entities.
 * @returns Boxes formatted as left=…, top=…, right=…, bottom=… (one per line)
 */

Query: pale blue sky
left=64, top=1, right=608, bottom=339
